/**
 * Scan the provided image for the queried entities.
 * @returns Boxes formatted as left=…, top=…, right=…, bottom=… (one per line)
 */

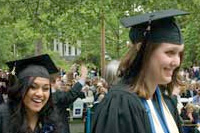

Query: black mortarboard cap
left=120, top=9, right=189, bottom=44
left=6, top=54, right=59, bottom=79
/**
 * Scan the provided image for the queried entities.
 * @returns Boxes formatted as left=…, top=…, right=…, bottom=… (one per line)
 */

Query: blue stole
left=39, top=123, right=55, bottom=133
left=141, top=87, right=170, bottom=133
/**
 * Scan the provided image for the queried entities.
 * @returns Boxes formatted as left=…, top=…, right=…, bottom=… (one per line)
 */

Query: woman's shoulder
left=162, top=93, right=178, bottom=113
left=108, top=83, right=139, bottom=99
left=92, top=83, right=150, bottom=133
left=162, top=94, right=175, bottom=105
left=96, top=82, right=144, bottom=111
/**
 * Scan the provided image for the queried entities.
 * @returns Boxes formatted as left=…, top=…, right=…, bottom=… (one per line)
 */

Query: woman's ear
left=136, top=42, right=142, bottom=52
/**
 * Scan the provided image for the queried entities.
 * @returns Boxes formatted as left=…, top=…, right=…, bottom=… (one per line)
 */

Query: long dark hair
left=7, top=75, right=61, bottom=133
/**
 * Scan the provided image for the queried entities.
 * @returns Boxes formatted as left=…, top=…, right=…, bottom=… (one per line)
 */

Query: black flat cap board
left=121, top=9, right=189, bottom=28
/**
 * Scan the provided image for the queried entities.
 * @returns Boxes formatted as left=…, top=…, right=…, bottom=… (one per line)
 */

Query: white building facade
left=53, top=39, right=81, bottom=60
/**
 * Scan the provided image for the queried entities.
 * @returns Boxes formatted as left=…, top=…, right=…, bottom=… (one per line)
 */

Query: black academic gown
left=0, top=104, right=10, bottom=133
left=0, top=103, right=62, bottom=133
left=0, top=94, right=4, bottom=104
left=91, top=83, right=183, bottom=133
left=53, top=82, right=85, bottom=133
left=0, top=86, right=5, bottom=104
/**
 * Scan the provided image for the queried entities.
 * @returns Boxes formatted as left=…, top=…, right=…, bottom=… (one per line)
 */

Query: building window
left=56, top=44, right=59, bottom=51
left=75, top=48, right=78, bottom=55
left=68, top=46, right=71, bottom=55
left=64, top=45, right=66, bottom=52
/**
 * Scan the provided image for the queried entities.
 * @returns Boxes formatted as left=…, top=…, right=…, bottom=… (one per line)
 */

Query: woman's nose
left=35, top=88, right=43, bottom=96
left=172, top=55, right=180, bottom=67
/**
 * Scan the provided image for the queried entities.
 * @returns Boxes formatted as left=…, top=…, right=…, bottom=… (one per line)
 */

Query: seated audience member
left=181, top=80, right=197, bottom=98
left=94, top=80, right=108, bottom=103
left=180, top=103, right=199, bottom=133
left=193, top=87, right=200, bottom=106
left=171, top=79, right=186, bottom=114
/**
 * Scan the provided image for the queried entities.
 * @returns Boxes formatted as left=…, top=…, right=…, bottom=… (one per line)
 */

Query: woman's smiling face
left=23, top=77, right=50, bottom=114
left=145, top=43, right=184, bottom=85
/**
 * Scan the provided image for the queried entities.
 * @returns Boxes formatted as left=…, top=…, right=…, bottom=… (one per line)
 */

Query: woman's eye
left=43, top=87, right=50, bottom=91
left=166, top=51, right=175, bottom=55
left=30, top=84, right=38, bottom=90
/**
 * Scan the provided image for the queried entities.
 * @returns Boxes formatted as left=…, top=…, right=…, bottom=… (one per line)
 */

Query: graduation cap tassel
left=144, top=14, right=154, bottom=37
left=11, top=66, right=16, bottom=75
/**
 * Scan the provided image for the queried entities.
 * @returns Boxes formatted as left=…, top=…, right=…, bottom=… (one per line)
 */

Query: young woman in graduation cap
left=92, top=9, right=189, bottom=133
left=0, top=54, right=87, bottom=133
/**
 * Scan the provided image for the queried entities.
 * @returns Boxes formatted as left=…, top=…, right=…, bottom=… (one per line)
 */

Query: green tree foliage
left=0, top=0, right=199, bottom=69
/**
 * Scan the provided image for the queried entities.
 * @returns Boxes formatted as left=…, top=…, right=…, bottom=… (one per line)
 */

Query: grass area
left=70, top=118, right=85, bottom=133
left=69, top=118, right=84, bottom=124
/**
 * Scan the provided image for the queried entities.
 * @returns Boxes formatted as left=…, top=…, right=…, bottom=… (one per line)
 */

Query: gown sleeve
left=53, top=81, right=84, bottom=107
left=91, top=86, right=151, bottom=133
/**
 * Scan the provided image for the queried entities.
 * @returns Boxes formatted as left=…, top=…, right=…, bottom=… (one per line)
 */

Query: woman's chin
left=159, top=77, right=172, bottom=84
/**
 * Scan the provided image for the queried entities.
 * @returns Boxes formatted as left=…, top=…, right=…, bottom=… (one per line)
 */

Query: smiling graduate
left=92, top=9, right=189, bottom=133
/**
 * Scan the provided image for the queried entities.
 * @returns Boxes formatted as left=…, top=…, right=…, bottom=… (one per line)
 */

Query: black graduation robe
left=53, top=82, right=85, bottom=133
left=0, top=94, right=4, bottom=104
left=91, top=83, right=183, bottom=133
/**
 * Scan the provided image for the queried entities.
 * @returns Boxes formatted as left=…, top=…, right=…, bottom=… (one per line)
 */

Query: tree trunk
left=34, top=38, right=43, bottom=55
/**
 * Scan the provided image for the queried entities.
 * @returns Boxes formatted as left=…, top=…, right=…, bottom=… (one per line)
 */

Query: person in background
left=0, top=71, right=8, bottom=104
left=180, top=103, right=199, bottom=133
left=93, top=78, right=108, bottom=103
left=171, top=75, right=186, bottom=114
left=89, top=67, right=97, bottom=79
left=90, top=77, right=98, bottom=96
left=189, top=80, right=197, bottom=97
left=192, top=86, right=200, bottom=107
left=51, top=65, right=87, bottom=133
left=95, top=81, right=108, bottom=103
left=92, top=9, right=189, bottom=133
left=182, top=80, right=197, bottom=98
left=82, top=79, right=94, bottom=104
left=51, top=76, right=62, bottom=93
left=104, top=60, right=120, bottom=89
left=193, top=63, right=200, bottom=80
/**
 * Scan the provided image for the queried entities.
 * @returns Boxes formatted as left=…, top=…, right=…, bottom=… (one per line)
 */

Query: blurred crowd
left=0, top=69, right=9, bottom=104
left=172, top=64, right=200, bottom=133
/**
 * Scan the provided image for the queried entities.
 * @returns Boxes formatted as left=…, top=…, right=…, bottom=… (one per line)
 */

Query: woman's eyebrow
left=166, top=46, right=184, bottom=52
